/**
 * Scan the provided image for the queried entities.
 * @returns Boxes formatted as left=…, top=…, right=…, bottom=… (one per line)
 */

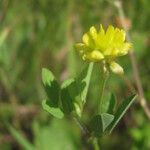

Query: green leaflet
left=89, top=113, right=114, bottom=136
left=42, top=68, right=60, bottom=107
left=42, top=100, right=64, bottom=119
left=108, top=94, right=137, bottom=133
left=42, top=68, right=64, bottom=119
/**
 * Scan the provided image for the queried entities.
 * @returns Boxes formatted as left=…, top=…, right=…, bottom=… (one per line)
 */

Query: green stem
left=93, top=138, right=100, bottom=150
left=98, top=70, right=109, bottom=113
left=73, top=116, right=89, bottom=136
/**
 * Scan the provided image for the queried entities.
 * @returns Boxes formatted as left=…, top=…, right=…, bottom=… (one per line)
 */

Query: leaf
left=60, top=62, right=93, bottom=116
left=101, top=93, right=116, bottom=114
left=101, top=93, right=110, bottom=113
left=68, top=62, right=94, bottom=116
left=60, top=79, right=75, bottom=114
left=107, top=93, right=116, bottom=114
left=89, top=113, right=114, bottom=136
left=78, top=62, right=94, bottom=104
left=62, top=78, right=86, bottom=116
left=42, top=68, right=60, bottom=107
left=89, top=115, right=102, bottom=136
left=108, top=94, right=137, bottom=133
left=42, top=100, right=64, bottom=119
left=101, top=113, right=114, bottom=132
left=42, top=68, right=63, bottom=118
left=67, top=79, right=85, bottom=100
left=60, top=78, right=85, bottom=115
left=8, top=124, right=35, bottom=150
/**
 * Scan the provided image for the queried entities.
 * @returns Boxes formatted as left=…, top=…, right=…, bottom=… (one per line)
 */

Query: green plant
left=42, top=24, right=137, bottom=149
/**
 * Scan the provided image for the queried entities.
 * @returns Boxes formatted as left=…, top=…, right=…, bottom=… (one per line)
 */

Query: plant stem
left=73, top=116, right=89, bottom=136
left=98, top=70, right=109, bottom=113
left=93, top=138, right=100, bottom=150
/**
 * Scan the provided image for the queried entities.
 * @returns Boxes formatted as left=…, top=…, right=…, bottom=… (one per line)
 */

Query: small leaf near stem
left=98, top=64, right=109, bottom=114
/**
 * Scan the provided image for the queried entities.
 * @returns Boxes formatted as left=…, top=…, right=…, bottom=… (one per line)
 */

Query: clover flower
left=75, top=24, right=132, bottom=74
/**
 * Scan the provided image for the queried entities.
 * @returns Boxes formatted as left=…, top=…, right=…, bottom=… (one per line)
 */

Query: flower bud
left=110, top=61, right=124, bottom=75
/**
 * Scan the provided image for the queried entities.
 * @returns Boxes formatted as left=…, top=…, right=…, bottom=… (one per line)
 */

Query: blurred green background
left=0, top=0, right=150, bottom=149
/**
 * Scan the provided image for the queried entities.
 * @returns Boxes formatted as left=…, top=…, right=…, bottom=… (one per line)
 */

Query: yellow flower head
left=75, top=24, right=132, bottom=74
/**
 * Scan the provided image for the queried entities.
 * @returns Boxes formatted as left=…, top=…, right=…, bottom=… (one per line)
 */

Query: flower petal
left=83, top=50, right=104, bottom=62
left=105, top=25, right=115, bottom=42
left=117, top=42, right=132, bottom=56
left=97, top=24, right=105, bottom=49
left=113, top=29, right=126, bottom=44
left=99, top=24, right=105, bottom=35
left=89, top=26, right=97, bottom=40
left=82, top=33, right=90, bottom=46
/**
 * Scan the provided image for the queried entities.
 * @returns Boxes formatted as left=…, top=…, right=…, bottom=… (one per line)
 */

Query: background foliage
left=0, top=0, right=150, bottom=149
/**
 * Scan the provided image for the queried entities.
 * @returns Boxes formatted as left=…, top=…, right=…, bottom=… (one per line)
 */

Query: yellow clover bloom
left=75, top=24, right=131, bottom=74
